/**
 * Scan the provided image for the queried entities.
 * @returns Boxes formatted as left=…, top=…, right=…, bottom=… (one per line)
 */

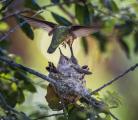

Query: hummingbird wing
left=70, top=25, right=99, bottom=37
left=20, top=15, right=57, bottom=33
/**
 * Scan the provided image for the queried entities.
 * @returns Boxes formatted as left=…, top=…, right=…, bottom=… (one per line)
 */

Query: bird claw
left=46, top=62, right=59, bottom=73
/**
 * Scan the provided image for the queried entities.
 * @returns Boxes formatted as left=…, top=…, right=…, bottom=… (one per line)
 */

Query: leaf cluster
left=0, top=0, right=137, bottom=120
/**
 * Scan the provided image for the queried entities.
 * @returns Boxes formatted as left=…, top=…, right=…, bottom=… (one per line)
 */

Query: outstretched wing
left=70, top=25, right=100, bottom=37
left=20, top=15, right=57, bottom=33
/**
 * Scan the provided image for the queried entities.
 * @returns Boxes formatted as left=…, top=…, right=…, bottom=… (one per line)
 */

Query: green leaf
left=4, top=91, right=18, bottom=107
left=24, top=82, right=36, bottom=93
left=16, top=16, right=34, bottom=40
left=103, top=91, right=121, bottom=109
left=118, top=37, right=130, bottom=58
left=24, top=0, right=41, bottom=10
left=0, top=39, right=9, bottom=49
left=68, top=105, right=88, bottom=120
left=62, top=0, right=72, bottom=7
left=14, top=71, right=28, bottom=81
left=75, top=4, right=91, bottom=25
left=104, top=114, right=111, bottom=120
left=93, top=32, right=107, bottom=52
left=0, top=0, right=14, bottom=12
left=134, top=31, right=138, bottom=54
left=51, top=12, right=72, bottom=26
left=14, top=71, right=36, bottom=93
left=87, top=3, right=95, bottom=14
left=115, top=20, right=134, bottom=36
left=0, top=22, right=9, bottom=31
left=100, top=0, right=119, bottom=12
left=81, top=37, right=89, bottom=54
left=17, top=89, right=25, bottom=104
left=51, top=0, right=60, bottom=4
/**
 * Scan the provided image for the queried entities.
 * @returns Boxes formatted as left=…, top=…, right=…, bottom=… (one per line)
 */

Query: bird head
left=47, top=26, right=70, bottom=53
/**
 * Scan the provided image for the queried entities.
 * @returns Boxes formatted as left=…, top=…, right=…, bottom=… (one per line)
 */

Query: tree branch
left=0, top=0, right=14, bottom=12
left=0, top=9, right=43, bottom=42
left=32, top=113, right=64, bottom=120
left=0, top=0, right=7, bottom=3
left=0, top=9, right=33, bottom=21
left=1, top=56, right=135, bottom=120
left=0, top=0, right=78, bottom=22
left=91, top=63, right=138, bottom=94
left=58, top=5, right=76, bottom=24
left=0, top=56, right=56, bottom=85
left=0, top=0, right=77, bottom=41
left=0, top=55, right=138, bottom=96
left=0, top=92, right=18, bottom=113
left=41, top=0, right=78, bottom=9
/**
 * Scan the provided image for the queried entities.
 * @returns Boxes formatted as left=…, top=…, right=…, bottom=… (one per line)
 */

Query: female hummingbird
left=20, top=15, right=100, bottom=53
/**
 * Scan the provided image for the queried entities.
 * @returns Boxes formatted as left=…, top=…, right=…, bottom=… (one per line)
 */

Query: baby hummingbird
left=20, top=15, right=100, bottom=53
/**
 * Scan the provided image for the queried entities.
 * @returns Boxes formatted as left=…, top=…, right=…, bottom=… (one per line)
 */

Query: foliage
left=0, top=0, right=138, bottom=120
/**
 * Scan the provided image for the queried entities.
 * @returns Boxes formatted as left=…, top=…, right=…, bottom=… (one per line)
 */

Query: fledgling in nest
left=45, top=48, right=118, bottom=120
left=45, top=47, right=92, bottom=110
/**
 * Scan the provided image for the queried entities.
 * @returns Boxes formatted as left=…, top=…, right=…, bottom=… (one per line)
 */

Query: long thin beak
left=47, top=47, right=56, bottom=53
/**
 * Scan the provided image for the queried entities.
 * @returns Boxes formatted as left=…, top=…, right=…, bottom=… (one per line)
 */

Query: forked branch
left=0, top=56, right=138, bottom=95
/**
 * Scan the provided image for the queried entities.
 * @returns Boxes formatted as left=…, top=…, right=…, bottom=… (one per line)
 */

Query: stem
left=58, top=5, right=76, bottom=24
left=109, top=112, right=119, bottom=120
left=0, top=56, right=56, bottom=85
left=0, top=10, right=43, bottom=42
left=0, top=93, right=18, bottom=113
left=0, top=0, right=14, bottom=12
left=41, top=0, right=78, bottom=9
left=32, top=113, right=64, bottom=120
left=91, top=63, right=138, bottom=94
left=0, top=9, right=33, bottom=21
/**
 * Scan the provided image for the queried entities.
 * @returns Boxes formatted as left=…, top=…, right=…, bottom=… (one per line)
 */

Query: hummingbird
left=20, top=15, right=100, bottom=53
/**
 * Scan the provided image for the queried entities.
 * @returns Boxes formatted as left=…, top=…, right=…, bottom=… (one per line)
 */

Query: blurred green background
left=0, top=0, right=138, bottom=120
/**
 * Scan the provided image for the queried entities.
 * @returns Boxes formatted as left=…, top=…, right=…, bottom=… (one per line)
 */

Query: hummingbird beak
left=47, top=39, right=58, bottom=53
left=59, top=48, right=68, bottom=59
left=69, top=46, right=78, bottom=64
left=47, top=47, right=56, bottom=53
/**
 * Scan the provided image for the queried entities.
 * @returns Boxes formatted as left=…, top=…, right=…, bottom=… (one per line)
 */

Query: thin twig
left=91, top=63, right=138, bottom=94
left=0, top=10, right=44, bottom=42
left=81, top=94, right=119, bottom=120
left=0, top=56, right=137, bottom=120
left=41, top=0, right=78, bottom=9
left=90, top=4, right=118, bottom=18
left=0, top=0, right=77, bottom=21
left=0, top=0, right=117, bottom=42
left=0, top=1, right=77, bottom=41
left=109, top=112, right=119, bottom=120
left=0, top=91, right=63, bottom=119
left=0, top=55, right=138, bottom=97
left=58, top=5, right=76, bottom=24
left=0, top=75, right=16, bottom=82
left=0, top=92, right=18, bottom=113
left=32, top=113, right=64, bottom=120
left=0, top=56, right=56, bottom=85
left=0, top=0, right=14, bottom=12
left=0, top=0, right=7, bottom=3
left=0, top=9, right=33, bottom=21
